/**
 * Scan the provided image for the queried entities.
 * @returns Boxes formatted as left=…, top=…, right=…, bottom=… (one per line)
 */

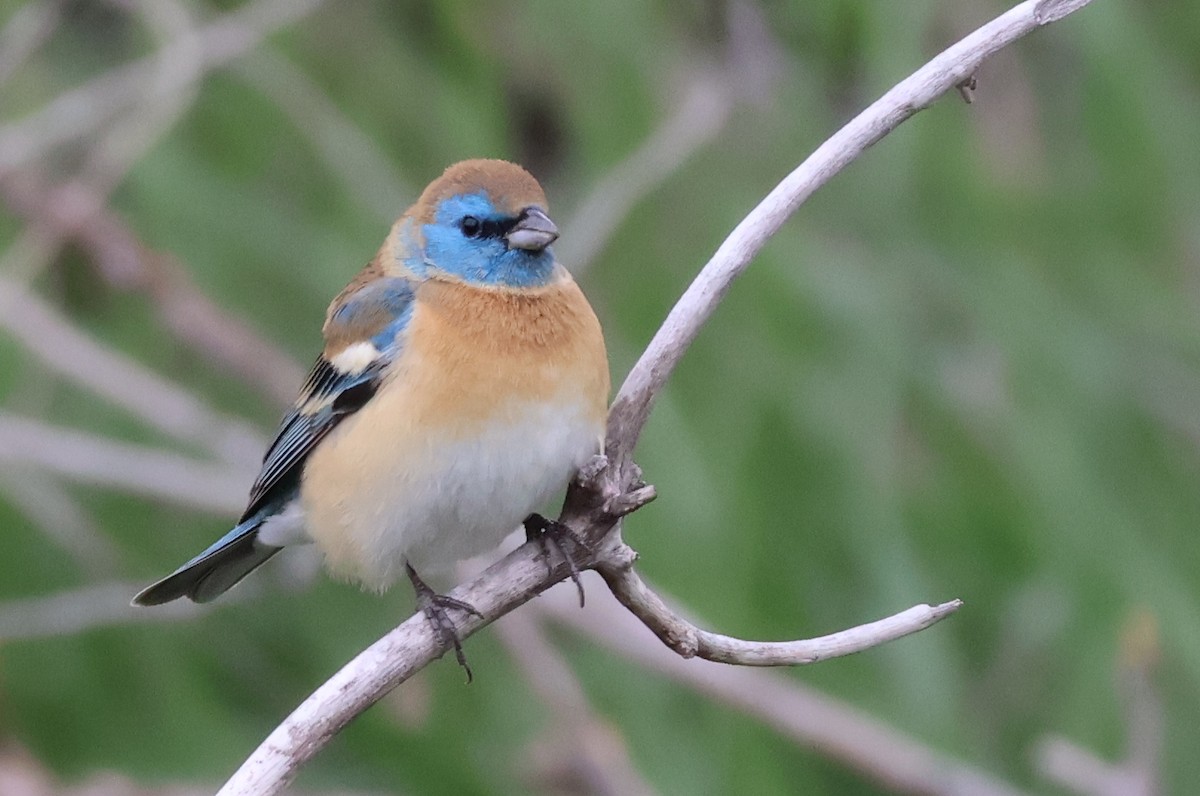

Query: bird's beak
left=506, top=207, right=559, bottom=252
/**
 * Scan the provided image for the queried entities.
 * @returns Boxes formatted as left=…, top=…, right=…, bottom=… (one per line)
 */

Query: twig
left=559, top=72, right=734, bottom=274
left=495, top=609, right=657, bottom=796
left=0, top=275, right=267, bottom=464
left=559, top=0, right=782, bottom=275
left=1035, top=738, right=1144, bottom=796
left=0, top=413, right=248, bottom=514
left=219, top=1, right=1095, bottom=791
left=0, top=0, right=65, bottom=88
left=535, top=578, right=1027, bottom=796
left=80, top=0, right=204, bottom=195
left=0, top=740, right=382, bottom=796
left=0, top=469, right=121, bottom=575
left=0, top=0, right=326, bottom=172
left=598, top=540, right=961, bottom=665
left=0, top=175, right=306, bottom=406
left=1034, top=610, right=1162, bottom=796
left=235, top=50, right=413, bottom=224
left=217, top=540, right=601, bottom=796
left=0, top=0, right=305, bottom=408
left=0, top=582, right=216, bottom=642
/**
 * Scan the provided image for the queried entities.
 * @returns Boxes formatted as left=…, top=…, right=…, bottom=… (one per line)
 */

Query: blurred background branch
left=2, top=0, right=1196, bottom=793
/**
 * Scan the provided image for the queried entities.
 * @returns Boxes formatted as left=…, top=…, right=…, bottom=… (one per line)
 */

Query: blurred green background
left=1, top=0, right=1198, bottom=793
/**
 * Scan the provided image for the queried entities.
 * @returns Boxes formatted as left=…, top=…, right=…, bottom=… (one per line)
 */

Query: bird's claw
left=524, top=513, right=590, bottom=608
left=405, top=562, right=482, bottom=683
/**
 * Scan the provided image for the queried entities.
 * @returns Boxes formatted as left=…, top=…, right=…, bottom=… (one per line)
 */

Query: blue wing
left=133, top=273, right=416, bottom=606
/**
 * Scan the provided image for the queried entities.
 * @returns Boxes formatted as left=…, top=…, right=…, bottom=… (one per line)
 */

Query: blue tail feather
left=132, top=519, right=281, bottom=606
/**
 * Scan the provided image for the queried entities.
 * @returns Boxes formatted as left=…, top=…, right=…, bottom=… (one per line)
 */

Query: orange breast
left=398, top=268, right=610, bottom=434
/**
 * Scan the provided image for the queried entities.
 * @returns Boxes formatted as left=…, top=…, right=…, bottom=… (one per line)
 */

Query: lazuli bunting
left=135, top=160, right=610, bottom=671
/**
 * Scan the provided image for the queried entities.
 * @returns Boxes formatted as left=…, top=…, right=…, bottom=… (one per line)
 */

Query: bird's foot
left=405, top=562, right=483, bottom=683
left=524, top=513, right=591, bottom=608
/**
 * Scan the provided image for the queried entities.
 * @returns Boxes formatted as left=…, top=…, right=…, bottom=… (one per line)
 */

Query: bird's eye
left=461, top=216, right=482, bottom=237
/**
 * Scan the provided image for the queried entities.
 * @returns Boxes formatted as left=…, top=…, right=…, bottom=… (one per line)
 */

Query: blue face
left=419, top=192, right=556, bottom=288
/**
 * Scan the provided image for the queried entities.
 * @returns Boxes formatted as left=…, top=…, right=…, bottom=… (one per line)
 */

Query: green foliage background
left=2, top=0, right=1199, bottom=793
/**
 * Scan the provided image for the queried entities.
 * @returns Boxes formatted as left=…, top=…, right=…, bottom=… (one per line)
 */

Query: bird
left=134, top=159, right=610, bottom=677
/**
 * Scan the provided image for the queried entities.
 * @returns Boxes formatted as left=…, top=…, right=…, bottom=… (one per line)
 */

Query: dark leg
left=524, top=513, right=590, bottom=608
left=405, top=561, right=483, bottom=683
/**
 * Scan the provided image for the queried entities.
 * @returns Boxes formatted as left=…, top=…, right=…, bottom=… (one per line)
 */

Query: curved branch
left=220, top=1, right=1095, bottom=792
left=604, top=0, right=1096, bottom=481
left=598, top=542, right=962, bottom=665
left=0, top=276, right=268, bottom=464
left=535, top=584, right=1026, bottom=796
left=0, top=0, right=327, bottom=172
left=217, top=540, right=597, bottom=796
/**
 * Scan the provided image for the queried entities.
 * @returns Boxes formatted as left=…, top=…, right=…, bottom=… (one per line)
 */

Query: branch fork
left=217, top=0, right=1096, bottom=791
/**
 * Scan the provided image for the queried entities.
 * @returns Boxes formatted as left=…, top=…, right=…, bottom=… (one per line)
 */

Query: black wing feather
left=239, top=357, right=383, bottom=521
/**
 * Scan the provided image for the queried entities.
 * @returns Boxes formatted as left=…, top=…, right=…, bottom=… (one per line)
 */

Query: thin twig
left=495, top=610, right=657, bottom=796
left=0, top=740, right=382, bottom=796
left=217, top=540, right=597, bottom=796
left=556, top=0, right=782, bottom=276
left=0, top=413, right=248, bottom=514
left=560, top=1, right=782, bottom=275
left=560, top=73, right=733, bottom=275
left=0, top=469, right=121, bottom=575
left=235, top=49, right=413, bottom=224
left=0, top=275, right=267, bottom=464
left=0, top=0, right=326, bottom=172
left=1035, top=738, right=1144, bottom=796
left=0, top=582, right=215, bottom=642
left=1034, top=610, right=1162, bottom=796
left=534, top=581, right=1027, bottom=796
left=80, top=0, right=204, bottom=194
left=0, top=0, right=306, bottom=407
left=0, top=175, right=306, bottom=405
left=0, top=0, right=65, bottom=88
left=598, top=540, right=961, bottom=665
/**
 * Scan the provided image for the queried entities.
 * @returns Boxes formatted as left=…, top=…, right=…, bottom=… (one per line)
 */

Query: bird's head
left=404, top=159, right=560, bottom=289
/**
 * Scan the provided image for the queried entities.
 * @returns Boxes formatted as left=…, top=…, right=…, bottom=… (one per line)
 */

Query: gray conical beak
left=506, top=207, right=559, bottom=252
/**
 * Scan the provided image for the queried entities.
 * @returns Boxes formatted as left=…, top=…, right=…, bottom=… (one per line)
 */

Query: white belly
left=299, top=395, right=602, bottom=590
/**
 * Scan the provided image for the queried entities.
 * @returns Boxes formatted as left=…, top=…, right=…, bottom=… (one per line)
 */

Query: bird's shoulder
left=239, top=259, right=419, bottom=519
left=316, top=256, right=421, bottom=378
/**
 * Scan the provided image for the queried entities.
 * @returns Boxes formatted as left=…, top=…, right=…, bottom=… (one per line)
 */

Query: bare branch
left=1035, top=738, right=1145, bottom=796
left=598, top=540, right=961, bottom=665
left=0, top=174, right=306, bottom=405
left=559, top=73, right=733, bottom=275
left=0, top=0, right=307, bottom=409
left=0, top=275, right=267, bottom=463
left=0, top=413, right=248, bottom=514
left=604, top=0, right=1097, bottom=481
left=1034, top=610, right=1162, bottom=796
left=495, top=610, right=656, bottom=796
left=535, top=582, right=1027, bottom=796
left=0, top=469, right=121, bottom=575
left=0, top=740, right=383, bottom=796
left=0, top=0, right=202, bottom=299
left=559, top=0, right=782, bottom=275
left=0, top=582, right=216, bottom=642
left=1119, top=611, right=1163, bottom=796
left=78, top=0, right=204, bottom=194
left=0, top=0, right=326, bottom=172
left=218, top=540, right=590, bottom=795
left=220, top=1, right=1094, bottom=791
left=235, top=50, right=414, bottom=224
left=0, top=0, right=65, bottom=88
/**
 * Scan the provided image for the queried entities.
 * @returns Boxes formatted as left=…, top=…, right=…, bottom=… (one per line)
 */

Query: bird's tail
left=132, top=520, right=281, bottom=606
